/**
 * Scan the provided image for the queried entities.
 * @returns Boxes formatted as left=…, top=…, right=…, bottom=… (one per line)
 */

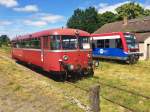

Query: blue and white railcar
left=91, top=32, right=143, bottom=63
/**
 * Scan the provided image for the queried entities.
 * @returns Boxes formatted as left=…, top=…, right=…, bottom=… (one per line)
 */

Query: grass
left=74, top=60, right=150, bottom=112
left=95, top=60, right=150, bottom=97
left=0, top=46, right=11, bottom=57
left=0, top=47, right=150, bottom=112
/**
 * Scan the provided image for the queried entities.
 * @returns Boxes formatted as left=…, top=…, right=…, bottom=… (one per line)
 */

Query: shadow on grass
left=16, top=61, right=92, bottom=83
left=16, top=61, right=63, bottom=82
left=93, top=58, right=131, bottom=65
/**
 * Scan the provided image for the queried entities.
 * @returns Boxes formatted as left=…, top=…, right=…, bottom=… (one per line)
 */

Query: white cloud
left=23, top=13, right=65, bottom=27
left=24, top=20, right=47, bottom=27
left=0, top=20, right=12, bottom=25
left=0, top=0, right=18, bottom=7
left=95, top=3, right=108, bottom=9
left=13, top=5, right=39, bottom=12
left=96, top=1, right=150, bottom=14
left=96, top=1, right=130, bottom=13
left=41, top=14, right=64, bottom=23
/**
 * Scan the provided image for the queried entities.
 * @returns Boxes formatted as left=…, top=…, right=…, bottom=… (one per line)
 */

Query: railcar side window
left=12, top=42, right=17, bottom=48
left=16, top=42, right=20, bottom=48
left=21, top=41, right=25, bottom=48
left=30, top=38, right=41, bottom=49
left=12, top=38, right=41, bottom=49
left=50, top=35, right=61, bottom=50
left=25, top=40, right=31, bottom=48
left=105, top=39, right=109, bottom=48
left=97, top=39, right=110, bottom=48
left=115, top=39, right=122, bottom=49
left=97, top=40, right=105, bottom=48
left=94, top=39, right=123, bottom=49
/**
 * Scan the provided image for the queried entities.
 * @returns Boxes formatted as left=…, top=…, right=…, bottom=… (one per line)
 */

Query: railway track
left=65, top=79, right=150, bottom=100
left=98, top=81, right=150, bottom=99
left=65, top=79, right=150, bottom=112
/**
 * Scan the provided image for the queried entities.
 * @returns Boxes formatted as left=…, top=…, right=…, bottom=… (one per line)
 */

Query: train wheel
left=63, top=72, right=68, bottom=81
left=72, top=73, right=78, bottom=81
left=127, top=55, right=136, bottom=64
left=88, top=69, right=94, bottom=77
left=59, top=72, right=67, bottom=82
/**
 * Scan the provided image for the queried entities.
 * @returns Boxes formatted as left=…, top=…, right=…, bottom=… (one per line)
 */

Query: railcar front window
left=79, top=37, right=90, bottom=49
left=124, top=34, right=138, bottom=49
left=62, top=36, right=77, bottom=50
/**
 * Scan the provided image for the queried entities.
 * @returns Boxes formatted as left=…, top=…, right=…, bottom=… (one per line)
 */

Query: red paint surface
left=12, top=28, right=91, bottom=72
left=12, top=28, right=90, bottom=41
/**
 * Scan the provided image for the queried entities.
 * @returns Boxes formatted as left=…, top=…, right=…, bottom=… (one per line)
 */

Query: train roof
left=91, top=32, right=134, bottom=37
left=12, top=28, right=90, bottom=41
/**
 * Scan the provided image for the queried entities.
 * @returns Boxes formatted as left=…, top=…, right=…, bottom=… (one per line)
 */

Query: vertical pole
left=89, top=85, right=100, bottom=112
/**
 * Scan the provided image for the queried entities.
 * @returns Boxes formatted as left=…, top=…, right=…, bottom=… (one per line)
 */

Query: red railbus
left=11, top=28, right=93, bottom=80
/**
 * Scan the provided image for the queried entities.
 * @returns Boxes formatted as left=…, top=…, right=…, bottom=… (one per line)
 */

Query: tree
left=67, top=2, right=150, bottom=33
left=0, top=35, right=10, bottom=47
left=144, top=9, right=150, bottom=16
left=116, top=2, right=145, bottom=19
left=0, top=41, right=2, bottom=47
left=98, top=11, right=119, bottom=26
left=67, top=8, right=84, bottom=30
left=83, top=7, right=100, bottom=33
left=67, top=7, right=100, bottom=33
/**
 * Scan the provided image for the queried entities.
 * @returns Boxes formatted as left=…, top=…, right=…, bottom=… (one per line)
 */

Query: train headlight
left=68, top=64, right=74, bottom=70
left=63, top=55, right=69, bottom=61
left=87, top=53, right=91, bottom=58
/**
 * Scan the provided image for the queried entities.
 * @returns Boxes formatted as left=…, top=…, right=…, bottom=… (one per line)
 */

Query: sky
left=0, top=0, right=150, bottom=39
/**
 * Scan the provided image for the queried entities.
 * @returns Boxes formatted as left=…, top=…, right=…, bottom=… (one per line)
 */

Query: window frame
left=50, top=35, right=61, bottom=50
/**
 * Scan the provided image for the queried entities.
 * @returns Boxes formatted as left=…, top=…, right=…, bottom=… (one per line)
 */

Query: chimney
left=123, top=16, right=128, bottom=25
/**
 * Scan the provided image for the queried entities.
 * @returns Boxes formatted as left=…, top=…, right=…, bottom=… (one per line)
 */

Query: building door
left=147, top=44, right=150, bottom=59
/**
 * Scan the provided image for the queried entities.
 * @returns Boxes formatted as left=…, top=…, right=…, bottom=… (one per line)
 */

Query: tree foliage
left=116, top=2, right=145, bottom=19
left=0, top=35, right=10, bottom=47
left=67, top=8, right=84, bottom=30
left=98, top=11, right=119, bottom=26
left=144, top=9, right=150, bottom=16
left=67, top=7, right=100, bottom=33
left=67, top=2, right=150, bottom=33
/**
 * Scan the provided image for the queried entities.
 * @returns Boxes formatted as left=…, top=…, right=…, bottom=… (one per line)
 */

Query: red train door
left=42, top=36, right=49, bottom=71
